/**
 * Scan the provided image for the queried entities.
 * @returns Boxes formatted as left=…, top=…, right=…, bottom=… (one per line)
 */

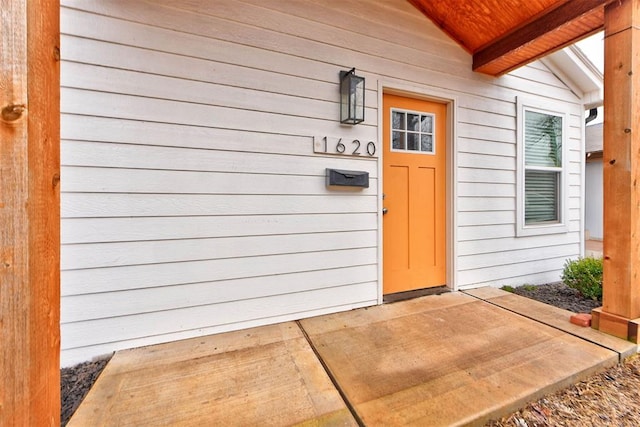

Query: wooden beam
left=473, top=0, right=611, bottom=72
left=0, top=0, right=60, bottom=424
left=592, top=0, right=640, bottom=343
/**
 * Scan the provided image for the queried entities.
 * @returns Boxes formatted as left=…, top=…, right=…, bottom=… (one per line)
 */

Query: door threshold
left=383, top=285, right=449, bottom=304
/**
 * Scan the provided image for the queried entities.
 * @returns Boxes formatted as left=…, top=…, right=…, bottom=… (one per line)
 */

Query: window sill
left=516, top=223, right=568, bottom=237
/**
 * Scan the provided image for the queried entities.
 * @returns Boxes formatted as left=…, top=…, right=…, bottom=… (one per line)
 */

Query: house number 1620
left=313, top=136, right=377, bottom=157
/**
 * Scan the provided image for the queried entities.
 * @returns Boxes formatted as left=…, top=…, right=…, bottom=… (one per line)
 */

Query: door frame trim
left=376, top=80, right=458, bottom=304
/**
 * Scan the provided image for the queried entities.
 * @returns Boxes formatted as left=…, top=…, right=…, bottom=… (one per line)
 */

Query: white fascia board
left=541, top=46, right=603, bottom=109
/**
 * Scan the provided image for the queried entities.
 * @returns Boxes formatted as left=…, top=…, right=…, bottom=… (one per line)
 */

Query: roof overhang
left=542, top=45, right=604, bottom=108
left=408, top=0, right=614, bottom=76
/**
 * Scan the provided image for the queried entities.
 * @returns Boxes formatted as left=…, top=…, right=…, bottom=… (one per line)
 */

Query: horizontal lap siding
left=60, top=0, right=383, bottom=365
left=62, top=214, right=378, bottom=244
left=62, top=231, right=378, bottom=271
left=60, top=0, right=584, bottom=365
left=62, top=248, right=378, bottom=296
left=62, top=266, right=378, bottom=325
left=456, top=112, right=583, bottom=289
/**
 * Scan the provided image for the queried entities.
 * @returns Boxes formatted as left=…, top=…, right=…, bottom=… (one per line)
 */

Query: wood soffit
left=408, top=0, right=614, bottom=76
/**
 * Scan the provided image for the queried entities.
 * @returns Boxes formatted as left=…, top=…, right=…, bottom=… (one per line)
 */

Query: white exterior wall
left=585, top=123, right=603, bottom=240
left=60, top=0, right=585, bottom=365
left=585, top=160, right=604, bottom=239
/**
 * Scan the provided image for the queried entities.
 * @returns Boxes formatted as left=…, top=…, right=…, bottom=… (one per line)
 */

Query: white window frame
left=516, top=97, right=569, bottom=237
left=390, top=108, right=437, bottom=155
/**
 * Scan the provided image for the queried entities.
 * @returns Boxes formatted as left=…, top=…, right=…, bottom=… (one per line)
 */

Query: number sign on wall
left=314, top=136, right=377, bottom=157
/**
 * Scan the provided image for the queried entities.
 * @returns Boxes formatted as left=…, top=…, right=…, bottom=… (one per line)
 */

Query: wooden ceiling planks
left=408, top=0, right=567, bottom=52
left=408, top=0, right=610, bottom=75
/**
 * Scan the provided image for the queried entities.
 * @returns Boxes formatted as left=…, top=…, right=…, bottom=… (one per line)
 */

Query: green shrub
left=501, top=285, right=515, bottom=293
left=561, top=257, right=603, bottom=301
left=521, top=284, right=536, bottom=292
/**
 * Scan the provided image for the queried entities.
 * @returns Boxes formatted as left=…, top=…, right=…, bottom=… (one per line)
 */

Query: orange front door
left=383, top=93, right=447, bottom=294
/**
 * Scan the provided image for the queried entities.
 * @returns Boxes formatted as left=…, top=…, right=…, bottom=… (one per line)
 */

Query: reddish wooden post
left=591, top=0, right=640, bottom=343
left=0, top=0, right=61, bottom=424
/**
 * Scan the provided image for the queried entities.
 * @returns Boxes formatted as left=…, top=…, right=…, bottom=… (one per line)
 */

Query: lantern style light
left=340, top=68, right=365, bottom=124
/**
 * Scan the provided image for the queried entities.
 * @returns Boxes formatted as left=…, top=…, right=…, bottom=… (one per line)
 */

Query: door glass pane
left=392, top=131, right=405, bottom=149
left=407, top=133, right=419, bottom=151
left=525, top=170, right=559, bottom=224
left=420, top=115, right=433, bottom=133
left=421, top=135, right=433, bottom=152
left=407, top=114, right=420, bottom=131
left=392, top=111, right=405, bottom=130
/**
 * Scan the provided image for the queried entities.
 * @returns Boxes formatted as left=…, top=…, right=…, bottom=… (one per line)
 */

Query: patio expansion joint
left=295, top=320, right=365, bottom=427
left=461, top=290, right=633, bottom=362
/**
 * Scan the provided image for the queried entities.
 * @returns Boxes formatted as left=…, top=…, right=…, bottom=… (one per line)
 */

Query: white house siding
left=60, top=0, right=585, bottom=365
left=585, top=161, right=604, bottom=239
left=585, top=123, right=603, bottom=240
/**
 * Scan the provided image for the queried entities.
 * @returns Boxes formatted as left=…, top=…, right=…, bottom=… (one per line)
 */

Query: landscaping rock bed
left=61, top=355, right=111, bottom=426
left=508, top=281, right=601, bottom=313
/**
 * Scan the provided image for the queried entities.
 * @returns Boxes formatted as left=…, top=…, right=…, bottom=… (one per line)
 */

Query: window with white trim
left=517, top=98, right=568, bottom=236
left=391, top=109, right=436, bottom=154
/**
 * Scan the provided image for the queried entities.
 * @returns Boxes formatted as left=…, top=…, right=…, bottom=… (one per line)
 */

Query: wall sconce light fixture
left=340, top=68, right=365, bottom=124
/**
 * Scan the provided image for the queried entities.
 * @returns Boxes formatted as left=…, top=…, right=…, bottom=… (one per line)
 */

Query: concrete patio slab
left=464, top=287, right=638, bottom=359
left=69, top=292, right=623, bottom=426
left=300, top=292, right=618, bottom=426
left=68, top=322, right=357, bottom=426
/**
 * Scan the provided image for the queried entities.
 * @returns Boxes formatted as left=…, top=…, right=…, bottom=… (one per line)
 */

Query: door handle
left=382, top=207, right=388, bottom=215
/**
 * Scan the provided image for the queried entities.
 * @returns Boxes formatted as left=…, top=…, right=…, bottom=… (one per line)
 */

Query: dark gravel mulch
left=61, top=355, right=111, bottom=426
left=59, top=282, right=614, bottom=425
left=509, top=281, right=602, bottom=313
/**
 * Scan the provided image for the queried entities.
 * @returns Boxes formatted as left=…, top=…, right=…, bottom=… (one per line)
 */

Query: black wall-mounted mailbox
left=326, top=168, right=369, bottom=188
